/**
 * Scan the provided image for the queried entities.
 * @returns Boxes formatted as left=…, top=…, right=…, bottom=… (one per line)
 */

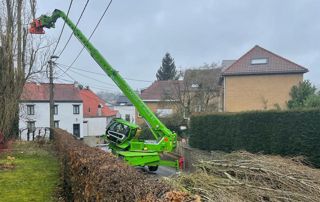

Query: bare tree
left=0, top=0, right=52, bottom=139
left=162, top=64, right=222, bottom=119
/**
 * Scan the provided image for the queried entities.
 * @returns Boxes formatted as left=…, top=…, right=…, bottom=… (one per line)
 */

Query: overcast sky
left=38, top=0, right=320, bottom=93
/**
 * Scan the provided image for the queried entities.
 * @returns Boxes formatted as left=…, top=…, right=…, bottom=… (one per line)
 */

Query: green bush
left=189, top=110, right=320, bottom=167
left=139, top=113, right=188, bottom=140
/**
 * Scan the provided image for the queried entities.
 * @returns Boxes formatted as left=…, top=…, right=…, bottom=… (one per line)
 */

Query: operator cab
left=105, top=118, right=139, bottom=144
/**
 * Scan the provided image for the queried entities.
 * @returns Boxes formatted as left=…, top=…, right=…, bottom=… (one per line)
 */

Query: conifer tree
left=156, top=53, right=178, bottom=80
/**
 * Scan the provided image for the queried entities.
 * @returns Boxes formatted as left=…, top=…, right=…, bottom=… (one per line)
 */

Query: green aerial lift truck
left=29, top=9, right=182, bottom=171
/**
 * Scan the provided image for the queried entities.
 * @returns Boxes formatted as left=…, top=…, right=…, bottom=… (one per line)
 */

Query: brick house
left=137, top=68, right=222, bottom=124
left=183, top=68, right=223, bottom=112
left=136, top=80, right=182, bottom=125
left=222, top=45, right=308, bottom=112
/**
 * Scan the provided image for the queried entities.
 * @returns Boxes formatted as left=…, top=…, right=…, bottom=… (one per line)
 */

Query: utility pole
left=49, top=56, right=58, bottom=140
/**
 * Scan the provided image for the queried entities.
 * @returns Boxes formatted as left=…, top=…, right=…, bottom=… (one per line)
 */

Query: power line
left=59, top=0, right=113, bottom=77
left=52, top=0, right=74, bottom=55
left=56, top=77, right=74, bottom=83
left=56, top=74, right=118, bottom=92
left=57, top=64, right=117, bottom=88
left=57, top=63, right=153, bottom=83
left=55, top=64, right=77, bottom=82
left=57, top=0, right=90, bottom=57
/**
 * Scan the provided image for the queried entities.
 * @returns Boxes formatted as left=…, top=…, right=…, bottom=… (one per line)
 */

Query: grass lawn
left=0, top=141, right=60, bottom=202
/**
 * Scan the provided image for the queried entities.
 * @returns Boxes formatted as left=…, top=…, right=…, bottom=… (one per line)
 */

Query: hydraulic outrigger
left=29, top=9, right=181, bottom=171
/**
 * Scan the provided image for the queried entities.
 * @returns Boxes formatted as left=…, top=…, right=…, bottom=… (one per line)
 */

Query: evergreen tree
left=287, top=80, right=317, bottom=109
left=156, top=53, right=178, bottom=80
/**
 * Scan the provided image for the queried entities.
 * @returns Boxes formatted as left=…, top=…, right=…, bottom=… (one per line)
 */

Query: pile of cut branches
left=169, top=151, right=320, bottom=202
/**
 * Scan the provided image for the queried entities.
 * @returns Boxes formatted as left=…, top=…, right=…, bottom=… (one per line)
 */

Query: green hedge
left=189, top=110, right=320, bottom=167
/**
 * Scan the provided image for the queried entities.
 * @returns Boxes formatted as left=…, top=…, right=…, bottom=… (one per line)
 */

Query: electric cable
left=56, top=76, right=118, bottom=92
left=57, top=64, right=116, bottom=87
left=58, top=0, right=113, bottom=77
left=55, top=64, right=77, bottom=82
left=52, top=0, right=74, bottom=55
left=57, top=63, right=153, bottom=83
left=57, top=0, right=90, bottom=57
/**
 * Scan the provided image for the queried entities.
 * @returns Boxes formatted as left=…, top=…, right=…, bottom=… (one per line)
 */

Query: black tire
left=148, top=166, right=158, bottom=172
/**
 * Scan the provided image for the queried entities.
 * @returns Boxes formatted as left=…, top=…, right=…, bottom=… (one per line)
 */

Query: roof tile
left=21, top=83, right=82, bottom=101
left=140, top=80, right=183, bottom=100
left=222, top=45, right=308, bottom=76
left=79, top=88, right=117, bottom=117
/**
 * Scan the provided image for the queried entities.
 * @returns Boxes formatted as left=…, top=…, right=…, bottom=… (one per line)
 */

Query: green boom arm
left=33, top=9, right=176, bottom=151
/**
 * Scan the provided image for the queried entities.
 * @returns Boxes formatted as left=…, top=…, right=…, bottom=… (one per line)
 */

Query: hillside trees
left=0, top=0, right=51, bottom=139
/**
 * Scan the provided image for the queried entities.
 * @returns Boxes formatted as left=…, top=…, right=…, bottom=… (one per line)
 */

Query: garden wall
left=189, top=110, right=320, bottom=167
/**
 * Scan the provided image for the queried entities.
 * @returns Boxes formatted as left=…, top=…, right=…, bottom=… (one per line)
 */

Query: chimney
left=97, top=104, right=102, bottom=116
left=74, top=81, right=79, bottom=88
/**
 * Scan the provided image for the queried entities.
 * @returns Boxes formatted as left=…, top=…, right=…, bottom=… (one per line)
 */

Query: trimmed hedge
left=189, top=110, right=320, bottom=167
left=53, top=129, right=197, bottom=201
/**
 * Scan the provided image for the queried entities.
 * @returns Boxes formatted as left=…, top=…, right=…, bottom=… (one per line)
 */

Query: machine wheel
left=148, top=166, right=158, bottom=172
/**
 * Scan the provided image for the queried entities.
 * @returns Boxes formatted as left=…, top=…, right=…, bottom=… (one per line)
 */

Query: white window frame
left=27, top=105, right=35, bottom=115
left=54, top=120, right=60, bottom=128
left=27, top=121, right=36, bottom=132
left=156, top=108, right=173, bottom=117
left=73, top=105, right=80, bottom=114
left=54, top=105, right=58, bottom=115
left=251, top=58, right=268, bottom=65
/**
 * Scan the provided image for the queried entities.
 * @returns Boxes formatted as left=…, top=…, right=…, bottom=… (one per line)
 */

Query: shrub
left=53, top=129, right=196, bottom=201
left=189, top=110, right=320, bottom=167
left=139, top=113, right=188, bottom=140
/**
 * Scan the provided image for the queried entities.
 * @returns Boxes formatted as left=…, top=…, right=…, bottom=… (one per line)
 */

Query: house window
left=125, top=114, right=130, bottom=122
left=27, top=121, right=35, bottom=132
left=251, top=58, right=268, bottom=65
left=54, top=105, right=58, bottom=115
left=194, top=105, right=202, bottom=112
left=73, top=105, right=80, bottom=114
left=156, top=109, right=173, bottom=117
left=191, top=83, right=199, bottom=88
left=73, top=124, right=80, bottom=137
left=54, top=121, right=59, bottom=128
left=27, top=105, right=35, bottom=115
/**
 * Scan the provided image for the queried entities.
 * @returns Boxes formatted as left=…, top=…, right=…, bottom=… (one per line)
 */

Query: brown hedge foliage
left=53, top=129, right=198, bottom=202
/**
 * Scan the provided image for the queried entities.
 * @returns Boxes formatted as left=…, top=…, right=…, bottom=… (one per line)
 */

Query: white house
left=112, top=95, right=136, bottom=123
left=79, top=87, right=118, bottom=137
left=19, top=83, right=84, bottom=140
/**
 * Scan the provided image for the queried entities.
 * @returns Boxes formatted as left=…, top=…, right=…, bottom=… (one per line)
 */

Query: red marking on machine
left=29, top=19, right=45, bottom=34
left=179, top=156, right=184, bottom=170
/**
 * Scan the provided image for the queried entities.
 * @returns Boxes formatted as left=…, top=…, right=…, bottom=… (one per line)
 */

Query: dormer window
left=191, top=83, right=199, bottom=88
left=251, top=58, right=268, bottom=65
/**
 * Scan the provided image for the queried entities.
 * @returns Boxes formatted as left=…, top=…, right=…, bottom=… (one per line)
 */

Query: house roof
left=222, top=45, right=308, bottom=76
left=221, top=60, right=236, bottom=72
left=21, top=82, right=82, bottom=102
left=115, top=95, right=132, bottom=106
left=140, top=80, right=183, bottom=101
left=184, top=68, right=222, bottom=90
left=79, top=88, right=117, bottom=118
